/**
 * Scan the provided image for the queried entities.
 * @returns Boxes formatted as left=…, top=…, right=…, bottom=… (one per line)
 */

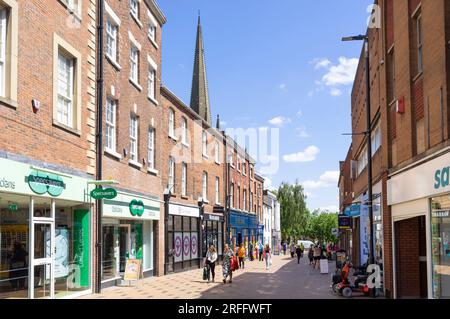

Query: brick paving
left=80, top=254, right=340, bottom=299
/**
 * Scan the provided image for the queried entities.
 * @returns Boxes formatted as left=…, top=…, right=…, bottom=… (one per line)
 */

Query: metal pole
left=164, top=193, right=169, bottom=275
left=365, top=39, right=375, bottom=267
left=95, top=0, right=105, bottom=295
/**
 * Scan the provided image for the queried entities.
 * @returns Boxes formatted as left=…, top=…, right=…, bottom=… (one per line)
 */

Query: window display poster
left=174, top=232, right=183, bottom=263
left=183, top=234, right=191, bottom=260
left=191, top=233, right=198, bottom=259
left=54, top=227, right=69, bottom=278
left=360, top=194, right=369, bottom=265
left=73, top=210, right=90, bottom=287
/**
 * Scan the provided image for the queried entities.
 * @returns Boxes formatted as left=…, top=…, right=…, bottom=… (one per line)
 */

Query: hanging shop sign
left=344, top=204, right=361, bottom=217
left=90, top=187, right=117, bottom=200
left=27, top=170, right=66, bottom=196
left=129, top=199, right=145, bottom=217
left=338, top=215, right=352, bottom=229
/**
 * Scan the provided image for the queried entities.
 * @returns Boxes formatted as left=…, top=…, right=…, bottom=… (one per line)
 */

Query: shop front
left=101, top=191, right=160, bottom=287
left=0, top=157, right=92, bottom=299
left=387, top=150, right=450, bottom=299
left=167, top=203, right=200, bottom=273
left=228, top=210, right=258, bottom=256
left=201, top=213, right=224, bottom=262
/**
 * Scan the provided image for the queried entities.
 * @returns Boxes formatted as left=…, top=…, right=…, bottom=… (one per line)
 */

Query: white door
left=29, top=198, right=55, bottom=299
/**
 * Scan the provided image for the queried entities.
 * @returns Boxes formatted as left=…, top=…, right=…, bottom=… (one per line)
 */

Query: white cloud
left=302, top=170, right=339, bottom=190
left=268, top=116, right=291, bottom=127
left=297, top=109, right=303, bottom=117
left=296, top=126, right=310, bottom=138
left=330, top=88, right=342, bottom=96
left=263, top=176, right=277, bottom=192
left=220, top=120, right=227, bottom=127
left=314, top=58, right=332, bottom=69
left=322, top=57, right=358, bottom=87
left=317, top=205, right=339, bottom=213
left=279, top=83, right=287, bottom=91
left=304, top=191, right=314, bottom=198
left=283, top=146, right=320, bottom=163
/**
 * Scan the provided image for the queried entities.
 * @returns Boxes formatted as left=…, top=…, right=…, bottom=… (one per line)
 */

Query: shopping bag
left=202, top=266, right=209, bottom=280
left=231, top=256, right=239, bottom=271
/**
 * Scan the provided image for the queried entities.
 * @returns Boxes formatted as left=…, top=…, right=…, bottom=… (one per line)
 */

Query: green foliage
left=277, top=182, right=338, bottom=243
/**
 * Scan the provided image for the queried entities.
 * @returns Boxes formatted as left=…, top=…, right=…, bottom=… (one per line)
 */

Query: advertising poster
left=54, top=228, right=69, bottom=278
left=174, top=232, right=183, bottom=263
left=183, top=234, right=191, bottom=260
left=360, top=194, right=369, bottom=265
left=190, top=233, right=198, bottom=259
left=73, top=209, right=90, bottom=287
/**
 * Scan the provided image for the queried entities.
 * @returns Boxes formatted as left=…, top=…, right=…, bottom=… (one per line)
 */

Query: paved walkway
left=81, top=254, right=339, bottom=299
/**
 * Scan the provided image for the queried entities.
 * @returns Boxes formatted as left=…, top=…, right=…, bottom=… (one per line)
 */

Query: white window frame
left=56, top=51, right=74, bottom=128
left=168, top=156, right=175, bottom=192
left=371, top=124, right=381, bottom=156
left=0, top=1, right=17, bottom=104
left=215, top=140, right=220, bottom=164
left=202, top=172, right=208, bottom=201
left=148, top=67, right=155, bottom=100
left=230, top=183, right=234, bottom=208
left=249, top=192, right=253, bottom=212
left=237, top=186, right=241, bottom=210
left=215, top=177, right=220, bottom=204
left=181, top=162, right=187, bottom=196
left=243, top=189, right=247, bottom=211
left=357, top=146, right=368, bottom=176
left=416, top=14, right=423, bottom=74
left=130, top=0, right=139, bottom=19
left=181, top=117, right=188, bottom=145
left=130, top=45, right=139, bottom=84
left=148, top=128, right=155, bottom=170
left=202, top=131, right=208, bottom=157
left=168, top=108, right=175, bottom=138
left=0, top=8, right=6, bottom=97
left=106, top=19, right=118, bottom=63
left=130, top=115, right=138, bottom=162
left=105, top=97, right=117, bottom=152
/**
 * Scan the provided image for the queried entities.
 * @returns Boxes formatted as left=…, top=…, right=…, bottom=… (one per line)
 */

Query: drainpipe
left=95, top=0, right=104, bottom=294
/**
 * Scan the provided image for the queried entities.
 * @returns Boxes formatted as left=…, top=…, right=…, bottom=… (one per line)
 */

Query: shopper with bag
left=263, top=244, right=272, bottom=270
left=222, top=244, right=235, bottom=284
left=205, top=245, right=217, bottom=283
left=238, top=243, right=246, bottom=269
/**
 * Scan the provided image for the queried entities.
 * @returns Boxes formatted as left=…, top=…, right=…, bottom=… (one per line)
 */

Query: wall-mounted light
left=32, top=99, right=41, bottom=114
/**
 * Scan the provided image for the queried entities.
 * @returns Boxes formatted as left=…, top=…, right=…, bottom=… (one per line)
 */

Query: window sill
left=52, top=120, right=81, bottom=137
left=202, top=199, right=210, bottom=204
left=0, top=97, right=18, bottom=109
left=129, top=78, right=143, bottom=91
left=106, top=54, right=122, bottom=71
left=216, top=202, right=222, bottom=206
left=131, top=13, right=143, bottom=28
left=147, top=167, right=158, bottom=175
left=215, top=160, right=221, bottom=165
left=129, top=159, right=143, bottom=169
left=104, top=148, right=122, bottom=160
left=202, top=154, right=209, bottom=159
left=149, top=36, right=159, bottom=50
left=168, top=135, right=178, bottom=142
left=181, top=141, right=190, bottom=148
left=148, top=95, right=159, bottom=106
left=181, top=195, right=189, bottom=200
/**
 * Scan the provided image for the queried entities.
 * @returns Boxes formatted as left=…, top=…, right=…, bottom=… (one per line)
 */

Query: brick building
left=98, top=0, right=166, bottom=289
left=341, top=0, right=450, bottom=299
left=0, top=0, right=96, bottom=298
left=338, top=145, right=354, bottom=260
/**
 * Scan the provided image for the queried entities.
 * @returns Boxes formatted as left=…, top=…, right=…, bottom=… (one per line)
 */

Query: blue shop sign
left=229, top=211, right=258, bottom=229
left=344, top=203, right=361, bottom=217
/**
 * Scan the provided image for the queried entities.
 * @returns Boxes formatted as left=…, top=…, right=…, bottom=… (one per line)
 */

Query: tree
left=307, top=210, right=338, bottom=243
left=277, top=182, right=309, bottom=242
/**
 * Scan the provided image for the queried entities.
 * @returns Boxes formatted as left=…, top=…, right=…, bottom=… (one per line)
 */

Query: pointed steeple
left=190, top=13, right=212, bottom=125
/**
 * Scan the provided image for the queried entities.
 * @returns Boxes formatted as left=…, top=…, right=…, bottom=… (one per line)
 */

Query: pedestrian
left=205, top=245, right=217, bottom=283
left=263, top=244, right=272, bottom=270
left=308, top=246, right=314, bottom=266
left=8, top=242, right=28, bottom=290
left=222, top=244, right=234, bottom=284
left=290, top=243, right=296, bottom=258
left=259, top=242, right=264, bottom=261
left=313, top=245, right=322, bottom=269
left=300, top=243, right=305, bottom=258
left=282, top=242, right=287, bottom=256
left=295, top=245, right=302, bottom=264
left=249, top=242, right=254, bottom=261
left=238, top=243, right=246, bottom=269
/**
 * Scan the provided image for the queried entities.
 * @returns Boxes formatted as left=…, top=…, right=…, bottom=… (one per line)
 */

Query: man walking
left=295, top=245, right=302, bottom=264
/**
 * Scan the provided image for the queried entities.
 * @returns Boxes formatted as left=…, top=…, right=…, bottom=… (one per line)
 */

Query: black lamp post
left=163, top=189, right=171, bottom=275
left=342, top=34, right=375, bottom=267
left=198, top=198, right=205, bottom=267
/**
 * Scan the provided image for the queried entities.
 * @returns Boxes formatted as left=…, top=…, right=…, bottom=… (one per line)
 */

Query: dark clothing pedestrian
left=9, top=242, right=28, bottom=289
left=308, top=248, right=314, bottom=265
left=295, top=247, right=302, bottom=264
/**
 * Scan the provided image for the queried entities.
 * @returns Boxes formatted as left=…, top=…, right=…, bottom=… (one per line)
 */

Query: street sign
left=331, top=228, right=339, bottom=237
left=90, top=187, right=117, bottom=200
left=8, top=204, right=18, bottom=212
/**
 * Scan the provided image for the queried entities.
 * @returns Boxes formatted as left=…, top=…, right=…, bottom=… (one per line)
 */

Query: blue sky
left=158, top=0, right=373, bottom=212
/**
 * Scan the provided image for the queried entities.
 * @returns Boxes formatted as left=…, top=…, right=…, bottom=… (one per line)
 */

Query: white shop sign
left=169, top=203, right=199, bottom=218
left=388, top=151, right=450, bottom=206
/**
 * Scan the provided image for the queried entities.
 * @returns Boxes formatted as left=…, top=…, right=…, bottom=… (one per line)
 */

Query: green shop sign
left=90, top=188, right=117, bottom=200
left=27, top=170, right=66, bottom=197
left=129, top=199, right=145, bottom=217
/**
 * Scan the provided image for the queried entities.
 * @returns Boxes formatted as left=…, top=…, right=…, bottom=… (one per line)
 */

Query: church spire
left=190, top=13, right=212, bottom=125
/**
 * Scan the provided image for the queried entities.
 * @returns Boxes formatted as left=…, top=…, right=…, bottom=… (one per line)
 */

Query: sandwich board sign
left=123, top=259, right=142, bottom=286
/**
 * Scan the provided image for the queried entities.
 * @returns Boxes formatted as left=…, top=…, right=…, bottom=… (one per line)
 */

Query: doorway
left=118, top=225, right=130, bottom=274
left=394, top=216, right=428, bottom=298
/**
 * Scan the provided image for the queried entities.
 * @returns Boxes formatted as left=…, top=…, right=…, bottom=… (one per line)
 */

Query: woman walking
left=222, top=244, right=235, bottom=284
left=313, top=245, right=322, bottom=269
left=263, top=244, right=272, bottom=270
left=290, top=243, right=296, bottom=258
left=308, top=247, right=314, bottom=266
left=205, top=245, right=217, bottom=283
left=238, top=243, right=246, bottom=269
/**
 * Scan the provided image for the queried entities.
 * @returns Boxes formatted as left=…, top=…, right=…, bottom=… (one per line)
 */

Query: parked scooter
left=336, top=262, right=379, bottom=298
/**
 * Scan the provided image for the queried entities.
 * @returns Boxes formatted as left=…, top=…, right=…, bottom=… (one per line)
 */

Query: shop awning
left=344, top=203, right=361, bottom=217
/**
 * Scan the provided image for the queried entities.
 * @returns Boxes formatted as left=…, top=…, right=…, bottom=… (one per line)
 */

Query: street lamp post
left=198, top=198, right=205, bottom=268
left=342, top=34, right=375, bottom=268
